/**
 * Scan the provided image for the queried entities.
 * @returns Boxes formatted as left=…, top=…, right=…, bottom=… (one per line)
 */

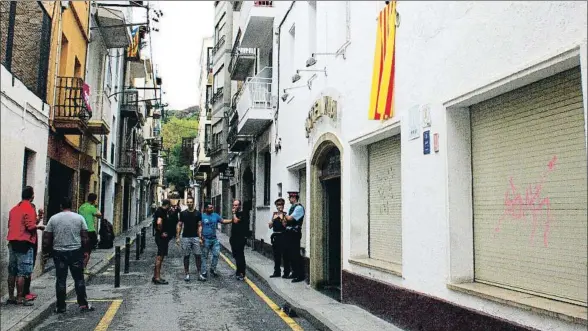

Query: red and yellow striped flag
left=368, top=1, right=397, bottom=121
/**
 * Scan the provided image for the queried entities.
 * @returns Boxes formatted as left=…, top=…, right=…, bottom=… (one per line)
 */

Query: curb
left=219, top=243, right=337, bottom=331
left=7, top=221, right=151, bottom=331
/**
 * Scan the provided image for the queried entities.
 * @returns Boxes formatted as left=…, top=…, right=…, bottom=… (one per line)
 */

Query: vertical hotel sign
left=368, top=1, right=398, bottom=121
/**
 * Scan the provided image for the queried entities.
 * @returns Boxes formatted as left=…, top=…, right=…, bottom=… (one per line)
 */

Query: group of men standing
left=6, top=187, right=101, bottom=313
left=151, top=190, right=306, bottom=285
left=151, top=196, right=250, bottom=284
left=269, top=191, right=306, bottom=283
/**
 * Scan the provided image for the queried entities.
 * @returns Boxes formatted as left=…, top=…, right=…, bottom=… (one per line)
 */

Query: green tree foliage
left=164, top=144, right=191, bottom=195
left=161, top=111, right=199, bottom=194
left=161, top=116, right=199, bottom=151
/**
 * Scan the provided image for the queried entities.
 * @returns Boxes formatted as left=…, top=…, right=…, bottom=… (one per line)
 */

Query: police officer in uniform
left=283, top=191, right=305, bottom=283
left=269, top=197, right=290, bottom=278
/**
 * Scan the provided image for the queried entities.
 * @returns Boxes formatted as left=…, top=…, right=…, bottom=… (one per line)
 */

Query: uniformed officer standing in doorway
left=269, top=197, right=290, bottom=278
left=283, top=191, right=305, bottom=283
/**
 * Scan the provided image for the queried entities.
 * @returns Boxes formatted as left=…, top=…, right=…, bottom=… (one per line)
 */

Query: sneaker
left=79, top=304, right=95, bottom=312
left=25, top=293, right=37, bottom=301
left=236, top=275, right=245, bottom=281
left=184, top=274, right=190, bottom=282
left=210, top=270, right=218, bottom=277
left=198, top=274, right=207, bottom=281
left=292, top=277, right=305, bottom=283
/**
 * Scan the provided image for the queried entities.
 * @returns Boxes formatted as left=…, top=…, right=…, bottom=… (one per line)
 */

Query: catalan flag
left=127, top=27, right=140, bottom=59
left=368, top=1, right=397, bottom=121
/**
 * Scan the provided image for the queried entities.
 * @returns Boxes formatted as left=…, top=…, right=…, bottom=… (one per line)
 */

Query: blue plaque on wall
left=423, top=130, right=430, bottom=155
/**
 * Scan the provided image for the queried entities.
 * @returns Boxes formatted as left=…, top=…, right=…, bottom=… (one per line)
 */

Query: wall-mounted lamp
left=292, top=72, right=301, bottom=83
left=274, top=138, right=282, bottom=153
left=306, top=50, right=346, bottom=67
left=280, top=85, right=308, bottom=102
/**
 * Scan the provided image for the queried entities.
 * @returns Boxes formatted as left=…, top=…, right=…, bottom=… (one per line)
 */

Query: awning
left=95, top=7, right=130, bottom=49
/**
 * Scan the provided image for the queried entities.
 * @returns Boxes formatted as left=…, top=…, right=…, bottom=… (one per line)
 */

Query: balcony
left=149, top=136, right=163, bottom=151
left=212, top=35, right=226, bottom=58
left=87, top=91, right=111, bottom=135
left=149, top=167, right=160, bottom=179
left=52, top=77, right=91, bottom=135
left=118, top=149, right=142, bottom=175
left=235, top=68, right=274, bottom=136
left=211, top=87, right=224, bottom=105
left=229, top=47, right=256, bottom=81
left=120, top=89, right=139, bottom=118
left=228, top=120, right=250, bottom=152
left=239, top=1, right=274, bottom=48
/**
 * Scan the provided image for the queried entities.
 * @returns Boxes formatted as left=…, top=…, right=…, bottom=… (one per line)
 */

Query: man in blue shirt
left=284, top=191, right=305, bottom=283
left=198, top=203, right=234, bottom=281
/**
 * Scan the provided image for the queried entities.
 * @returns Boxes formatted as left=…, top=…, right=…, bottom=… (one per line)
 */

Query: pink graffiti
left=495, top=155, right=557, bottom=247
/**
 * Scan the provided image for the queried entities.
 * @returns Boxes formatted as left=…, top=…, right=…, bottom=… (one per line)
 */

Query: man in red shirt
left=6, top=186, right=45, bottom=306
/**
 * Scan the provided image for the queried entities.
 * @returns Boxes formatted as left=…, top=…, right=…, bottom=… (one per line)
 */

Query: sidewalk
left=217, top=232, right=404, bottom=331
left=0, top=218, right=152, bottom=331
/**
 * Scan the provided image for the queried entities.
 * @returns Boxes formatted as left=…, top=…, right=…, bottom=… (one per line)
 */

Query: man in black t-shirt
left=152, top=199, right=171, bottom=285
left=230, top=200, right=250, bottom=281
left=176, top=197, right=203, bottom=282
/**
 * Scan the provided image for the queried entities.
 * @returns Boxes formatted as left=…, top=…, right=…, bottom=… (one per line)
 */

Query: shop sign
left=305, top=95, right=338, bottom=138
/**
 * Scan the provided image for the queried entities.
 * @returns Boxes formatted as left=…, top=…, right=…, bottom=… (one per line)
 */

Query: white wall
left=0, top=66, right=50, bottom=286
left=266, top=1, right=587, bottom=330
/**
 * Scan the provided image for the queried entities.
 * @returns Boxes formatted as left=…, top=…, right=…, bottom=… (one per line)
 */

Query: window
left=213, top=65, right=224, bottom=93
left=214, top=14, right=226, bottom=44
left=104, top=52, right=112, bottom=90
left=206, top=86, right=213, bottom=105
left=263, top=152, right=271, bottom=205
left=74, top=57, right=82, bottom=78
left=277, top=183, right=282, bottom=198
left=206, top=47, right=213, bottom=72
left=103, top=136, right=108, bottom=159
left=111, top=143, right=115, bottom=164
left=22, top=149, right=35, bottom=189
left=151, top=153, right=158, bottom=167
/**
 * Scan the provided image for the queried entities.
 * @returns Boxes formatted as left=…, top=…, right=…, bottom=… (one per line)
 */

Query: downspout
left=52, top=3, right=64, bottom=121
left=275, top=1, right=295, bottom=130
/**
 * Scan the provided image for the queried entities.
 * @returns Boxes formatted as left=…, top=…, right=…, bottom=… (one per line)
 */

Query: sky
left=150, top=1, right=214, bottom=111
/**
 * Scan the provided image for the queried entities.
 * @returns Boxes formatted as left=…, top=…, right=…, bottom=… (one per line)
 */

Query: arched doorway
left=310, top=133, right=343, bottom=301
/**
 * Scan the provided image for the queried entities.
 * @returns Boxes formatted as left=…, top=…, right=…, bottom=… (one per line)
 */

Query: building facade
left=0, top=0, right=52, bottom=292
left=224, top=1, right=588, bottom=330
left=194, top=36, right=214, bottom=210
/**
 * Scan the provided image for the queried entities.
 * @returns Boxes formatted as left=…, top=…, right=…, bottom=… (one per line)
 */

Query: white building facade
left=0, top=66, right=50, bottom=289
left=227, top=1, right=588, bottom=330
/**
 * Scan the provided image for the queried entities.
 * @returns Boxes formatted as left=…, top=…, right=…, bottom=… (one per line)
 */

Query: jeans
left=53, top=249, right=88, bottom=309
left=230, top=236, right=246, bottom=276
left=201, top=237, right=220, bottom=275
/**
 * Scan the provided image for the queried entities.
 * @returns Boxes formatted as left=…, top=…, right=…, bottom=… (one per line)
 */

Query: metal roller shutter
left=471, top=67, right=587, bottom=305
left=368, top=135, right=402, bottom=265
left=299, top=169, right=307, bottom=249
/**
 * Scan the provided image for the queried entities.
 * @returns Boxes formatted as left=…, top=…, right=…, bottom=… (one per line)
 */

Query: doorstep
left=0, top=218, right=153, bottom=331
left=217, top=233, right=404, bottom=331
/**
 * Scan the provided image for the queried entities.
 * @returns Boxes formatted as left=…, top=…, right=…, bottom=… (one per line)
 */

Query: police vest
left=286, top=203, right=304, bottom=233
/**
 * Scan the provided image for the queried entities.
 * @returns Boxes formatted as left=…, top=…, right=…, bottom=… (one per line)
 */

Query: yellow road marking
left=94, top=299, right=123, bottom=331
left=65, top=299, right=122, bottom=303
left=220, top=253, right=304, bottom=331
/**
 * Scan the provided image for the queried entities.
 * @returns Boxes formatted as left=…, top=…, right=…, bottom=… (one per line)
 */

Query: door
left=324, top=177, right=341, bottom=289
left=47, top=160, right=74, bottom=219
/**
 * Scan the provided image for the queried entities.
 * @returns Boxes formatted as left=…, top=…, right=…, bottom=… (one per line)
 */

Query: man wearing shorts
left=78, top=193, right=101, bottom=271
left=152, top=199, right=171, bottom=284
left=176, top=197, right=203, bottom=282
left=6, top=186, right=45, bottom=306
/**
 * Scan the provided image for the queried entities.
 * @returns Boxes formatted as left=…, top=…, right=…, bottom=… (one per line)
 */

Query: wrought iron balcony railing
left=54, top=76, right=91, bottom=121
left=211, top=87, right=224, bottom=105
left=212, top=35, right=226, bottom=57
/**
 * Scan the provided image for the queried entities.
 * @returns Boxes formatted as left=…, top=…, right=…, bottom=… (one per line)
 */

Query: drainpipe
left=52, top=3, right=65, bottom=119
left=273, top=1, right=295, bottom=148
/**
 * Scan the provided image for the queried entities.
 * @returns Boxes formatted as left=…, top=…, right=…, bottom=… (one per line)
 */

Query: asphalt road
left=32, top=236, right=318, bottom=331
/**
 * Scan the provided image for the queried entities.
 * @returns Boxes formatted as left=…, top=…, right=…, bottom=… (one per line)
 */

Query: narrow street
left=31, top=237, right=317, bottom=331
